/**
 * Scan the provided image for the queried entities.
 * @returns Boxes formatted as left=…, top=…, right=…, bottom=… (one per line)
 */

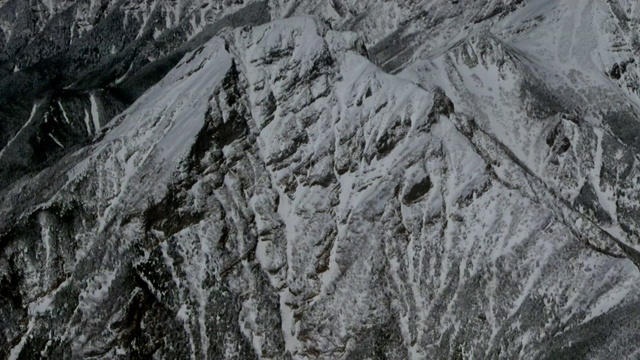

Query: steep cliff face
left=0, top=0, right=543, bottom=190
left=2, top=1, right=640, bottom=359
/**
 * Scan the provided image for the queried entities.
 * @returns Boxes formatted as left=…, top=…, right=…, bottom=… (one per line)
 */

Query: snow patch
left=48, top=133, right=65, bottom=149
left=0, top=103, right=39, bottom=160
left=89, top=93, right=101, bottom=134
left=83, top=109, right=93, bottom=136
left=8, top=319, right=35, bottom=360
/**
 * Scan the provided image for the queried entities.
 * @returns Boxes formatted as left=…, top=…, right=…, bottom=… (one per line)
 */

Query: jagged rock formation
left=2, top=1, right=640, bottom=359
left=0, top=0, right=272, bottom=189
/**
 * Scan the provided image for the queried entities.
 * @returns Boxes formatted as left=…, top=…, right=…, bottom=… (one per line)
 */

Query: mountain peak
left=3, top=2, right=640, bottom=359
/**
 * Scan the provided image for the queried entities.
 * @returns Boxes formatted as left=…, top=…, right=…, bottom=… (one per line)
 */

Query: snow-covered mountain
left=2, top=1, right=640, bottom=359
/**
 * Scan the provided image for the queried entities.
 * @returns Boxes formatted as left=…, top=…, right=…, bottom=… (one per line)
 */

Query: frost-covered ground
left=2, top=1, right=640, bottom=359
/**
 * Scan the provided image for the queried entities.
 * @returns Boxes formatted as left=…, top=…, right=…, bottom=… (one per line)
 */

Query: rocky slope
left=0, top=0, right=272, bottom=189
left=2, top=1, right=640, bottom=359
